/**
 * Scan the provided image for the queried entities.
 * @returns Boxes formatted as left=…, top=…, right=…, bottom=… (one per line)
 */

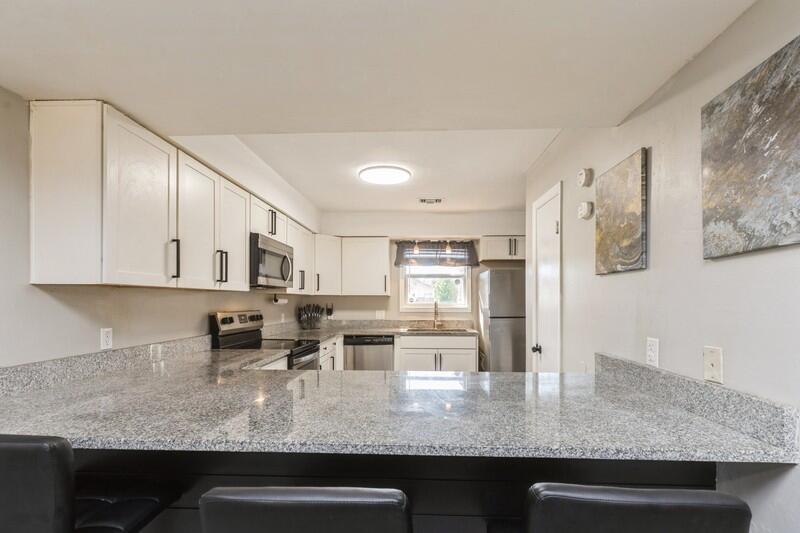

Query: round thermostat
left=578, top=201, right=594, bottom=220
left=577, top=168, right=594, bottom=188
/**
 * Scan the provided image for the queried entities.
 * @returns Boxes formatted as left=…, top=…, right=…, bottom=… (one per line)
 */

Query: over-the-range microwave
left=249, top=232, right=293, bottom=288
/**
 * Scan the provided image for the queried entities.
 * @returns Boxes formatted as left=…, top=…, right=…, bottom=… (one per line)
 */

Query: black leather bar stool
left=0, top=434, right=180, bottom=533
left=489, top=482, right=751, bottom=533
left=200, top=486, right=411, bottom=533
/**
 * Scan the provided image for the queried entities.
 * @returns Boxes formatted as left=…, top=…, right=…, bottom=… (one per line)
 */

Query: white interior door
left=531, top=183, right=562, bottom=372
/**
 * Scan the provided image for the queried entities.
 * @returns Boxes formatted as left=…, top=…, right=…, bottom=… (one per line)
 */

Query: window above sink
left=400, top=265, right=471, bottom=312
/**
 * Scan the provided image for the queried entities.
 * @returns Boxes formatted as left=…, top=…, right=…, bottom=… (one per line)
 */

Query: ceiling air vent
left=418, top=198, right=443, bottom=205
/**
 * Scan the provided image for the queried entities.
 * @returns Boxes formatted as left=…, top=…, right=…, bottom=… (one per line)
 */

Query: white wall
left=0, top=87, right=301, bottom=367
left=172, top=134, right=321, bottom=232
left=524, top=0, right=800, bottom=530
left=321, top=210, right=524, bottom=238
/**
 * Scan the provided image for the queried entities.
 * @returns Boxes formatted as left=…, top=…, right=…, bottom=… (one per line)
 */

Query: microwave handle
left=280, top=254, right=293, bottom=282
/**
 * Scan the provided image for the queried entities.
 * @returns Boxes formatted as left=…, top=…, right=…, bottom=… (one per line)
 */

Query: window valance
left=394, top=240, right=479, bottom=267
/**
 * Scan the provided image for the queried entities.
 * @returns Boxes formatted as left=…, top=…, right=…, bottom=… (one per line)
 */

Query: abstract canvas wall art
left=702, top=35, right=800, bottom=259
left=595, top=148, right=648, bottom=274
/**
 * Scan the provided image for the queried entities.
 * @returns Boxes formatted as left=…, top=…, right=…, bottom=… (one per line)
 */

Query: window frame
left=399, top=264, right=472, bottom=313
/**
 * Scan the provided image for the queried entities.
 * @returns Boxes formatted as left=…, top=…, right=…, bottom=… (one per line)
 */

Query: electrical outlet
left=100, top=328, right=113, bottom=350
left=646, top=337, right=659, bottom=367
left=704, top=346, right=723, bottom=384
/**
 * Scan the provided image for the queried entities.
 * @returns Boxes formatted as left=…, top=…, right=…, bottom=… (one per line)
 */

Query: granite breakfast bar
left=0, top=340, right=797, bottom=533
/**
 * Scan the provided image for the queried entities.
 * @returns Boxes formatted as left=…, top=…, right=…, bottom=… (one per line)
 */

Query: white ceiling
left=0, top=0, right=756, bottom=135
left=238, top=129, right=559, bottom=211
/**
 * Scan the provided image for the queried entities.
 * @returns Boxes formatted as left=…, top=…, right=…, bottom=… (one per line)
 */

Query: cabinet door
left=273, top=211, right=288, bottom=244
left=480, top=236, right=525, bottom=261
left=177, top=152, right=220, bottom=290
left=103, top=105, right=178, bottom=287
left=218, top=178, right=251, bottom=291
left=250, top=195, right=271, bottom=236
left=439, top=349, right=478, bottom=372
left=314, top=234, right=342, bottom=295
left=398, top=349, right=437, bottom=371
left=341, top=237, right=390, bottom=295
left=320, top=355, right=335, bottom=371
left=287, top=220, right=315, bottom=294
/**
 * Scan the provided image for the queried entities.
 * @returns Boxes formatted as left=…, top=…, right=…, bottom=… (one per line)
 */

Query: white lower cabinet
left=397, top=349, right=438, bottom=371
left=396, top=336, right=478, bottom=372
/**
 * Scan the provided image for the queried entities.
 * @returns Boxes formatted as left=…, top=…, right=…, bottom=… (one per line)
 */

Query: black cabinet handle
left=316, top=273, right=320, bottom=292
left=223, top=251, right=229, bottom=283
left=513, top=238, right=517, bottom=256
left=216, top=250, right=224, bottom=283
left=171, top=238, right=181, bottom=279
left=300, top=270, right=305, bottom=291
left=508, top=238, right=512, bottom=256
left=384, top=274, right=387, bottom=293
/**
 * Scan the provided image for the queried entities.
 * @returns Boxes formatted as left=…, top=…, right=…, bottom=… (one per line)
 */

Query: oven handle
left=292, top=352, right=319, bottom=367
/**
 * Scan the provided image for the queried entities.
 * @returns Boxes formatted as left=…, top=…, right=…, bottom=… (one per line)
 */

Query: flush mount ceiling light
left=358, top=165, right=411, bottom=185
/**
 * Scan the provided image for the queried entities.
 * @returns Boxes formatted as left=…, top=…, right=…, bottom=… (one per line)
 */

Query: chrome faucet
left=433, top=301, right=441, bottom=330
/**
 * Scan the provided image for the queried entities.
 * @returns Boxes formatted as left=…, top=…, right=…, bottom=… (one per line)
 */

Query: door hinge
left=531, top=344, right=542, bottom=354
left=555, top=221, right=560, bottom=235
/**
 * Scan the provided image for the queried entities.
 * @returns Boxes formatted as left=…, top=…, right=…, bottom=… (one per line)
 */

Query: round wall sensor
left=577, top=168, right=594, bottom=188
left=578, top=201, right=594, bottom=220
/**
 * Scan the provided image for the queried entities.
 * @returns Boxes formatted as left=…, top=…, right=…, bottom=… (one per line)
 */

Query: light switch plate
left=646, top=337, right=659, bottom=367
left=704, top=346, right=723, bottom=384
left=100, top=328, right=113, bottom=350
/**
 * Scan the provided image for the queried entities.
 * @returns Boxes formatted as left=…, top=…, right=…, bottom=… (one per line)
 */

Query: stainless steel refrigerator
left=478, top=267, right=526, bottom=371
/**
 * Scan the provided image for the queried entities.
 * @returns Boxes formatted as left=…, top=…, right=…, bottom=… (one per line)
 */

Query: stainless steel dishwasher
left=343, top=335, right=394, bottom=370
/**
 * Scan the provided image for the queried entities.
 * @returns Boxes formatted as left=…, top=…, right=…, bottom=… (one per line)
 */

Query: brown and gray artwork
left=702, top=34, right=800, bottom=259
left=595, top=148, right=648, bottom=274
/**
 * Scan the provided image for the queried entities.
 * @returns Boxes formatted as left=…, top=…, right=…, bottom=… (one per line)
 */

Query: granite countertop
left=264, top=326, right=479, bottom=342
left=0, top=347, right=795, bottom=463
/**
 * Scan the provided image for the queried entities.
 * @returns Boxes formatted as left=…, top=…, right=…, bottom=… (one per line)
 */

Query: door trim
left=530, top=182, right=562, bottom=372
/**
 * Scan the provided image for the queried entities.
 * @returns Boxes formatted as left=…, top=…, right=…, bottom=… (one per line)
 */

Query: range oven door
left=250, top=233, right=294, bottom=288
left=291, top=350, right=320, bottom=370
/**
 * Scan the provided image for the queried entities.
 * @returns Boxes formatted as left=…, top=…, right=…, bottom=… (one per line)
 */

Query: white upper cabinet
left=314, top=234, right=342, bottom=295
left=250, top=195, right=287, bottom=244
left=273, top=211, right=288, bottom=244
left=287, top=219, right=314, bottom=294
left=479, top=236, right=525, bottom=261
left=177, top=152, right=220, bottom=290
left=250, top=195, right=271, bottom=236
left=341, top=237, right=390, bottom=295
left=103, top=105, right=179, bottom=287
left=218, top=179, right=251, bottom=291
left=30, top=100, right=104, bottom=284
